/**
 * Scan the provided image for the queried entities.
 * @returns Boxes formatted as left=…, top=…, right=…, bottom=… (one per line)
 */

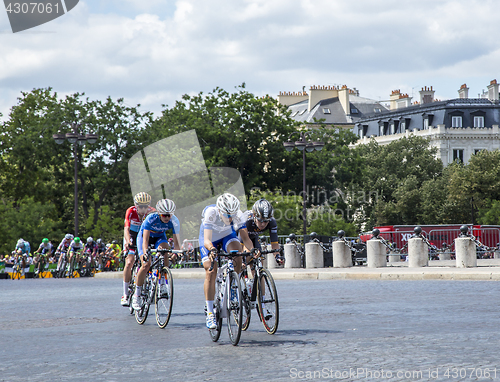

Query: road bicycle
left=208, top=249, right=248, bottom=346
left=125, top=245, right=140, bottom=315
left=134, top=248, right=183, bottom=328
left=240, top=248, right=280, bottom=334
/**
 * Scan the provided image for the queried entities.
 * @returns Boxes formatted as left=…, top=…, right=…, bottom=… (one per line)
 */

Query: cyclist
left=95, top=238, right=106, bottom=270
left=131, top=199, right=181, bottom=310
left=55, top=234, right=73, bottom=273
left=12, top=239, right=31, bottom=270
left=83, top=237, right=97, bottom=270
left=105, top=240, right=121, bottom=271
left=242, top=199, right=282, bottom=320
left=33, top=238, right=53, bottom=275
left=67, top=237, right=84, bottom=274
left=121, top=192, right=155, bottom=306
left=200, top=193, right=255, bottom=329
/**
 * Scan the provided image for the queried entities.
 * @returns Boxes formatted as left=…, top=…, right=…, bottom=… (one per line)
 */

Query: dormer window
left=474, top=116, right=484, bottom=127
left=452, top=116, right=462, bottom=128
left=323, top=108, right=331, bottom=114
left=351, top=108, right=358, bottom=114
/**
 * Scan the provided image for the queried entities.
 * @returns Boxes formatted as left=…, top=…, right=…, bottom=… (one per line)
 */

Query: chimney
left=277, top=90, right=309, bottom=107
left=389, top=89, right=400, bottom=110
left=338, top=85, right=350, bottom=115
left=419, top=86, right=435, bottom=104
left=458, top=84, right=469, bottom=99
left=396, top=93, right=412, bottom=109
left=308, top=85, right=339, bottom=111
left=487, top=79, right=499, bottom=102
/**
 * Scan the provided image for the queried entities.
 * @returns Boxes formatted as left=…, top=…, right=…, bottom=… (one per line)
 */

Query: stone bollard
left=284, top=243, right=301, bottom=268
left=332, top=241, right=352, bottom=268
left=439, top=251, right=451, bottom=260
left=455, top=237, right=477, bottom=267
left=305, top=242, right=324, bottom=268
left=367, top=239, right=387, bottom=268
left=408, top=237, right=428, bottom=267
left=388, top=253, right=400, bottom=263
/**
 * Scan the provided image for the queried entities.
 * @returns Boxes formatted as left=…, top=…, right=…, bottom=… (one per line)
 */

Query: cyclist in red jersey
left=121, top=192, right=155, bottom=306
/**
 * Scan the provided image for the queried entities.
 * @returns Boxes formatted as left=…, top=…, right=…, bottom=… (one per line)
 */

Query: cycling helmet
left=156, top=199, right=176, bottom=214
left=17, top=239, right=24, bottom=246
left=42, top=238, right=49, bottom=244
left=65, top=233, right=73, bottom=240
left=216, top=193, right=240, bottom=216
left=112, top=240, right=118, bottom=244
left=87, top=237, right=93, bottom=243
left=289, top=233, right=296, bottom=241
left=97, top=238, right=103, bottom=245
left=134, top=192, right=152, bottom=205
left=74, top=237, right=81, bottom=243
left=252, top=199, right=273, bottom=222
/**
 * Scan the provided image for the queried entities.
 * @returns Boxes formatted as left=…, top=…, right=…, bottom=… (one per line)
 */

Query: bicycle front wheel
left=226, top=270, right=243, bottom=346
left=257, top=269, right=279, bottom=334
left=155, top=267, right=174, bottom=328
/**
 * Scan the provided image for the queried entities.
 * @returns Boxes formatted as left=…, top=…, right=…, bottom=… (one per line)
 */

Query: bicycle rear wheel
left=257, top=269, right=279, bottom=334
left=155, top=267, right=174, bottom=328
left=209, top=280, right=223, bottom=342
left=240, top=274, right=251, bottom=331
left=128, top=263, right=139, bottom=315
left=226, top=270, right=243, bottom=346
left=135, top=277, right=152, bottom=325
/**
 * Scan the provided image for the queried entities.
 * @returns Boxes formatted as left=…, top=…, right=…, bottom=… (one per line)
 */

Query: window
left=299, top=109, right=307, bottom=115
left=323, top=108, right=331, bottom=114
left=452, top=116, right=462, bottom=128
left=351, top=108, right=358, bottom=114
left=375, top=108, right=382, bottom=113
left=474, top=116, right=484, bottom=128
left=400, top=121, right=406, bottom=133
left=474, top=149, right=483, bottom=155
left=423, top=118, right=429, bottom=130
left=379, top=125, right=384, bottom=136
left=291, top=111, right=299, bottom=117
left=453, top=149, right=464, bottom=163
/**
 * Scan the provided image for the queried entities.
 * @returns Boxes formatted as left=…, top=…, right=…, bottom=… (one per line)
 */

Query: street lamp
left=283, top=131, right=325, bottom=241
left=53, top=123, right=99, bottom=237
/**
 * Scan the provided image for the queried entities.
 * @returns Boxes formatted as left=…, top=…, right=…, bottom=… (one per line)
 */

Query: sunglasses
left=221, top=213, right=233, bottom=219
left=160, top=214, right=171, bottom=218
left=256, top=217, right=270, bottom=223
left=136, top=204, right=149, bottom=210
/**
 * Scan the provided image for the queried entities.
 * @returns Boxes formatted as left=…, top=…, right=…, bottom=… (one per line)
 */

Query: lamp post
left=283, top=132, right=325, bottom=240
left=53, top=123, right=98, bottom=237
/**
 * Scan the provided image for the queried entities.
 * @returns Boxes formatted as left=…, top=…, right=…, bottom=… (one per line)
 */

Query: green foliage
left=82, top=205, right=123, bottom=242
left=308, top=206, right=357, bottom=237
left=0, top=197, right=63, bottom=255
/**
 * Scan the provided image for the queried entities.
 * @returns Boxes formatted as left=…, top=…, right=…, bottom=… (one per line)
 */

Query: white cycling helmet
left=216, top=193, right=240, bottom=216
left=87, top=237, right=93, bottom=243
left=65, top=233, right=74, bottom=240
left=156, top=199, right=176, bottom=214
left=17, top=239, right=24, bottom=246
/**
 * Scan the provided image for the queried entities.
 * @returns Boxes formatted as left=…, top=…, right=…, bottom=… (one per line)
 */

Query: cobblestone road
left=1, top=278, right=499, bottom=381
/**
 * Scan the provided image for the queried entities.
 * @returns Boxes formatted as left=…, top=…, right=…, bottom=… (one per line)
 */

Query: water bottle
left=246, top=277, right=252, bottom=295
left=228, top=260, right=234, bottom=271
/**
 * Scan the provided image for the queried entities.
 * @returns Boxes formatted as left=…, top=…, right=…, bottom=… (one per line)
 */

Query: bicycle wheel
left=155, top=267, right=174, bottom=328
left=209, top=279, right=223, bottom=342
left=240, top=274, right=251, bottom=331
left=257, top=269, right=279, bottom=334
left=128, top=264, right=139, bottom=315
left=226, top=270, right=243, bottom=346
left=135, top=277, right=152, bottom=325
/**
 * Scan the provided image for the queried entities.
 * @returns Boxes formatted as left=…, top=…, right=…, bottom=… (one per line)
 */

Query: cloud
left=1, top=0, right=500, bottom=120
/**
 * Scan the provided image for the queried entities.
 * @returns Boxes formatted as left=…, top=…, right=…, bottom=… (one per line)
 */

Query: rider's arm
left=239, top=228, right=254, bottom=252
left=142, top=229, right=151, bottom=258
left=203, top=229, right=214, bottom=251
left=172, top=234, right=181, bottom=251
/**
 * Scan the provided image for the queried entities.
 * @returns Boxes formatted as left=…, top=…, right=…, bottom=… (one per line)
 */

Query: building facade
left=353, top=80, right=500, bottom=166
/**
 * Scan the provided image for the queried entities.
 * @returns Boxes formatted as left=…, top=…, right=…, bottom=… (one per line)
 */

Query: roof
left=287, top=95, right=388, bottom=125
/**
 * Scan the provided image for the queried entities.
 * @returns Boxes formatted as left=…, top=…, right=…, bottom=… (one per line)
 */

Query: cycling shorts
left=199, top=231, right=240, bottom=264
left=137, top=233, right=168, bottom=258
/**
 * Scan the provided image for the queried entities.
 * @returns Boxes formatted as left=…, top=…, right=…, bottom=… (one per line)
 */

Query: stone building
left=352, top=80, right=500, bottom=166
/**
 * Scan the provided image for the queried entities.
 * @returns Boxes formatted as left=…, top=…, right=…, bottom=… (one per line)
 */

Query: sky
left=1, top=0, right=500, bottom=121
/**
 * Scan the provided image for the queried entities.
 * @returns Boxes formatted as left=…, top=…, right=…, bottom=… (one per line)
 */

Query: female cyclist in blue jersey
left=132, top=199, right=181, bottom=310
left=200, top=193, right=255, bottom=329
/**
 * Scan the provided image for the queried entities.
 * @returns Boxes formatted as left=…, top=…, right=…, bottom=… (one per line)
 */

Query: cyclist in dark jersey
left=244, top=199, right=282, bottom=263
